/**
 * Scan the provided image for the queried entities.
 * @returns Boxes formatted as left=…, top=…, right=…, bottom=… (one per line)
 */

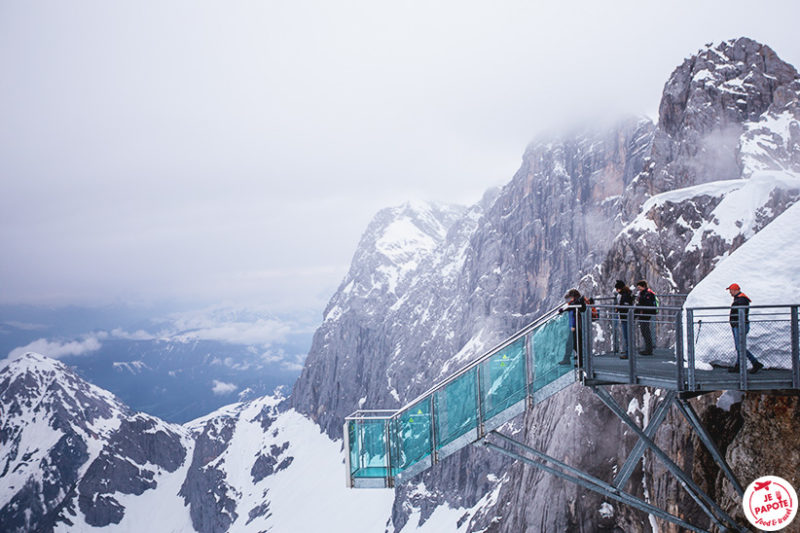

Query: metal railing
left=582, top=302, right=686, bottom=389
left=583, top=301, right=800, bottom=392
left=686, top=304, right=800, bottom=391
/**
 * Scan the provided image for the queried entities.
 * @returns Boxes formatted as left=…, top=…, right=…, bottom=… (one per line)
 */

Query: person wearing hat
left=559, top=288, right=585, bottom=365
left=726, top=283, right=764, bottom=374
left=614, top=280, right=634, bottom=358
left=634, top=280, right=657, bottom=355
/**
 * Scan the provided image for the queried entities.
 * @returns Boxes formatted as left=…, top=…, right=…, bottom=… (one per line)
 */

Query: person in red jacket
left=726, top=283, right=764, bottom=374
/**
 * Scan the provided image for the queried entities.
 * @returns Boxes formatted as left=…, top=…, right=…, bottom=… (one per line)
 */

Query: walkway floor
left=589, top=349, right=795, bottom=392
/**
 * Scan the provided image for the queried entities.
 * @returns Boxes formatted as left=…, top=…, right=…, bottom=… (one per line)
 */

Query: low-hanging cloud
left=211, top=380, right=238, bottom=396
left=109, top=328, right=157, bottom=341
left=9, top=336, right=102, bottom=360
left=3, top=320, right=48, bottom=331
left=166, top=307, right=294, bottom=346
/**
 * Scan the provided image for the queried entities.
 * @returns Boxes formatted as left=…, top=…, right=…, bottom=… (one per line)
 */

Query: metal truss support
left=591, top=386, right=746, bottom=532
left=613, top=390, right=676, bottom=489
left=674, top=398, right=744, bottom=497
left=483, top=431, right=709, bottom=533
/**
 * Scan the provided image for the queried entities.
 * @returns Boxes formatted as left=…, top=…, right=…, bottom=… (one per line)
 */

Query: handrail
left=593, top=304, right=685, bottom=311
left=385, top=304, right=565, bottom=419
left=688, top=304, right=799, bottom=311
left=352, top=298, right=697, bottom=420
left=346, top=410, right=397, bottom=421
left=344, top=304, right=565, bottom=422
left=351, top=299, right=795, bottom=420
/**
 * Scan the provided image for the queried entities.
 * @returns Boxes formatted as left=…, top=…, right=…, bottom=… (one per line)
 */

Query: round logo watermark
left=743, top=476, right=797, bottom=531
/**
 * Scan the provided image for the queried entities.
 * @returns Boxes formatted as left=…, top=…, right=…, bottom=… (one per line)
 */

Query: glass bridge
left=344, top=307, right=575, bottom=488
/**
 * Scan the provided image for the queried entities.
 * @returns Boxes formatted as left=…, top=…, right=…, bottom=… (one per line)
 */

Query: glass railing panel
left=348, top=420, right=360, bottom=477
left=479, top=336, right=527, bottom=420
left=533, top=312, right=572, bottom=391
left=433, top=368, right=478, bottom=449
left=349, top=418, right=390, bottom=478
left=391, top=399, right=432, bottom=473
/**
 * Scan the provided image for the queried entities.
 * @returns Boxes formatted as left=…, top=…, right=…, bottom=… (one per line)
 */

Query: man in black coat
left=614, top=280, right=635, bottom=358
left=726, top=283, right=764, bottom=374
left=634, top=280, right=656, bottom=355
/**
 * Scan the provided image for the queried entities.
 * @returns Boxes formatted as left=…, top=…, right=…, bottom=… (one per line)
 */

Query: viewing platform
left=344, top=297, right=800, bottom=532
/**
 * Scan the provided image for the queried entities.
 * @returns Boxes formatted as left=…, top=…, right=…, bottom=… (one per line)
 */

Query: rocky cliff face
left=608, top=38, right=800, bottom=293
left=292, top=37, right=800, bottom=533
left=291, top=118, right=659, bottom=529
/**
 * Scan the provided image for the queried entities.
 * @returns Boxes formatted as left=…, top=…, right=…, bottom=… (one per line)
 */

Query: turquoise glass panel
left=533, top=312, right=572, bottom=391
left=348, top=420, right=359, bottom=476
left=391, top=399, right=432, bottom=473
left=350, top=419, right=390, bottom=478
left=479, top=337, right=526, bottom=420
left=434, top=369, right=478, bottom=448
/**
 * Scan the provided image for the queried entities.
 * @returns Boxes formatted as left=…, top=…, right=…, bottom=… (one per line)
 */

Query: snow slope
left=685, top=199, right=800, bottom=367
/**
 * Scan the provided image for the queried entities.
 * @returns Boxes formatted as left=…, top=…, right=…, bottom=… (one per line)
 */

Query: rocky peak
left=1, top=353, right=190, bottom=532
left=627, top=37, right=800, bottom=209
left=1, top=352, right=125, bottom=437
left=659, top=37, right=798, bottom=137
left=322, top=201, right=465, bottom=322
left=617, top=38, right=800, bottom=235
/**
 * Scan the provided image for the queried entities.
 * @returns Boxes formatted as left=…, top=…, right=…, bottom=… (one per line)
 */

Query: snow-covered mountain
left=0, top=352, right=460, bottom=533
left=2, top=37, right=800, bottom=532
left=0, top=352, right=193, bottom=532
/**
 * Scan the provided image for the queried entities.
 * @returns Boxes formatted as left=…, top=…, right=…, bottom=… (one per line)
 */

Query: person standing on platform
left=634, top=280, right=657, bottom=355
left=559, top=288, right=586, bottom=365
left=726, top=283, right=764, bottom=374
left=615, top=280, right=635, bottom=359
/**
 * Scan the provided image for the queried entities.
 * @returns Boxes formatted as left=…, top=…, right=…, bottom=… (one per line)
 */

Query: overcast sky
left=2, top=1, right=799, bottom=314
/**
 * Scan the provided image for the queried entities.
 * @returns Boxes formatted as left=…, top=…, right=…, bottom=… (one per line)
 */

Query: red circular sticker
left=743, top=476, right=797, bottom=531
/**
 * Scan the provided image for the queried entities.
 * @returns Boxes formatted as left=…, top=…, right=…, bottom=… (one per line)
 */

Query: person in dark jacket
left=726, top=283, right=763, bottom=374
left=634, top=280, right=656, bottom=355
left=559, top=288, right=586, bottom=365
left=614, top=280, right=635, bottom=358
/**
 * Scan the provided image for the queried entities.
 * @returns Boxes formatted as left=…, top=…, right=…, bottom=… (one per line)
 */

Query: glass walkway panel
left=345, top=307, right=574, bottom=488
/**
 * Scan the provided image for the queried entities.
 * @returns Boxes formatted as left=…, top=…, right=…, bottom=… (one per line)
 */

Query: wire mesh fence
left=689, top=305, right=796, bottom=371
left=586, top=304, right=683, bottom=359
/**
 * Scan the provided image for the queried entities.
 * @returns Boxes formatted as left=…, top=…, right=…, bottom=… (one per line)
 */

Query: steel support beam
left=686, top=309, right=697, bottom=391
left=613, top=390, right=676, bottom=489
left=792, top=306, right=799, bottom=389
left=674, top=398, right=744, bottom=497
left=484, top=433, right=710, bottom=533
left=675, top=310, right=686, bottom=390
left=592, top=386, right=744, bottom=532
left=737, top=308, right=748, bottom=390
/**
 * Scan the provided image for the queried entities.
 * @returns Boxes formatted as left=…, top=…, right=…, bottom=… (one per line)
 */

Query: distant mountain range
left=0, top=305, right=314, bottom=422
